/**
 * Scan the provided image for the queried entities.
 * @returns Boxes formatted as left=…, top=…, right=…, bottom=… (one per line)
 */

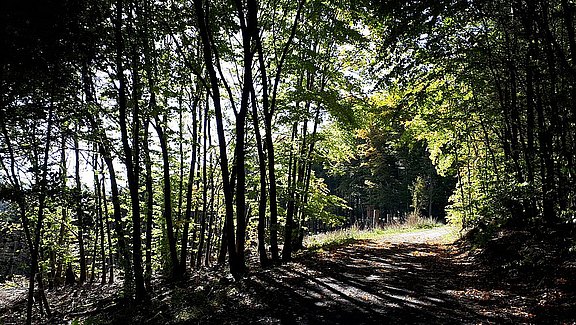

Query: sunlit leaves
left=302, top=175, right=349, bottom=227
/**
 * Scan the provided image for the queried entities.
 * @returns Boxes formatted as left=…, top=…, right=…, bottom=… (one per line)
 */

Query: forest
left=1, top=0, right=575, bottom=323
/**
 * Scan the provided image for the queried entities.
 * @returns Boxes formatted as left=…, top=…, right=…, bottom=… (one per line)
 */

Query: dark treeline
left=1, top=0, right=575, bottom=324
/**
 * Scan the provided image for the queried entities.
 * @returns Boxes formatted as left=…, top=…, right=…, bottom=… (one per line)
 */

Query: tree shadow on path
left=223, top=240, right=538, bottom=324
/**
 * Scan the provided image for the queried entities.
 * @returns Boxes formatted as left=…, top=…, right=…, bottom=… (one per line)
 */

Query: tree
left=192, top=0, right=240, bottom=278
left=114, top=0, right=146, bottom=299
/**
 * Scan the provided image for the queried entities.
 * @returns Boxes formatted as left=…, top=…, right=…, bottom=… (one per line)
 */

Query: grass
left=304, top=215, right=447, bottom=252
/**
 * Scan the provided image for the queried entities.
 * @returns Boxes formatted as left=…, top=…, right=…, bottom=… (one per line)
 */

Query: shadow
left=202, top=240, right=535, bottom=324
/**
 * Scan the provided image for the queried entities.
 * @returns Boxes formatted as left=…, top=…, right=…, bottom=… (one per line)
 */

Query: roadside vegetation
left=304, top=215, right=447, bottom=252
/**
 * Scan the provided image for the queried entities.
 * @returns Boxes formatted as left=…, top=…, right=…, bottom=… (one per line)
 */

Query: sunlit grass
left=304, top=215, right=447, bottom=251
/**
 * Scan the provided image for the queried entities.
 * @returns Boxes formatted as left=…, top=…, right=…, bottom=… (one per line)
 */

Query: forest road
left=216, top=226, right=542, bottom=325
left=375, top=226, right=453, bottom=244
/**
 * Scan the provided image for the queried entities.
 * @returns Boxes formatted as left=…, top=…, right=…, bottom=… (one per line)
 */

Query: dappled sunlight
left=220, top=232, right=536, bottom=324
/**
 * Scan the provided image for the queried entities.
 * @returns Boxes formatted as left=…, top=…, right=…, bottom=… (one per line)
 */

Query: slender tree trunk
left=205, top=156, right=216, bottom=266
left=295, top=104, right=321, bottom=251
left=539, top=8, right=561, bottom=221
left=100, top=163, right=115, bottom=284
left=115, top=0, right=146, bottom=299
left=36, top=263, right=51, bottom=319
left=196, top=102, right=210, bottom=267
left=89, top=224, right=99, bottom=283
left=55, top=130, right=68, bottom=285
left=535, top=87, right=556, bottom=222
left=522, top=11, right=538, bottom=220
left=93, top=150, right=107, bottom=284
left=561, top=0, right=576, bottom=213
left=428, top=177, right=433, bottom=218
left=190, top=101, right=203, bottom=269
left=255, top=0, right=305, bottom=262
left=283, top=122, right=299, bottom=261
left=101, top=147, right=133, bottom=293
left=154, top=115, right=180, bottom=280
left=74, top=131, right=87, bottom=284
left=81, top=58, right=119, bottom=286
left=264, top=122, right=279, bottom=261
left=140, top=0, right=157, bottom=288
left=250, top=80, right=269, bottom=266
left=217, top=217, right=228, bottom=265
left=177, top=94, right=185, bottom=239
left=291, top=119, right=309, bottom=251
left=143, top=119, right=154, bottom=288
left=193, top=0, right=238, bottom=278
left=231, top=0, right=260, bottom=276
left=25, top=107, right=54, bottom=324
left=179, top=96, right=199, bottom=274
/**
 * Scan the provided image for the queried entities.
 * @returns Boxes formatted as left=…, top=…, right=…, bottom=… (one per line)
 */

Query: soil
left=1, top=227, right=575, bottom=324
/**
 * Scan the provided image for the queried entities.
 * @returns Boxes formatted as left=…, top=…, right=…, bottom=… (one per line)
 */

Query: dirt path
left=198, top=227, right=559, bottom=324
left=3, top=227, right=572, bottom=324
left=376, top=226, right=453, bottom=244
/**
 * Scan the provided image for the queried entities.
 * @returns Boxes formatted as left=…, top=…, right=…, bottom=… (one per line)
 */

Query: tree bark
left=154, top=115, right=180, bottom=280
left=115, top=0, right=146, bottom=299
left=99, top=162, right=115, bottom=284
left=180, top=96, right=199, bottom=274
left=93, top=148, right=107, bottom=285
left=25, top=107, right=54, bottom=324
left=143, top=119, right=154, bottom=288
left=74, top=131, right=87, bottom=284
left=250, top=79, right=270, bottom=267
left=196, top=101, right=210, bottom=267
left=282, top=122, right=299, bottom=261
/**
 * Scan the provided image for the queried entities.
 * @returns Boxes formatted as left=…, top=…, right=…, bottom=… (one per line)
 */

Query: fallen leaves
left=409, top=250, right=438, bottom=257
left=448, top=288, right=492, bottom=301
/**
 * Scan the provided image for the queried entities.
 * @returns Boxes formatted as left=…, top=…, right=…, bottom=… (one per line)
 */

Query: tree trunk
left=232, top=0, right=260, bottom=276
left=256, top=0, right=305, bottom=262
left=154, top=115, right=180, bottom=280
left=196, top=102, right=210, bottom=267
left=93, top=148, right=107, bottom=285
left=177, top=95, right=185, bottom=239
left=180, top=96, right=200, bottom=274
left=217, top=217, right=228, bottom=265
left=193, top=0, right=238, bottom=278
left=205, top=157, right=216, bottom=266
left=295, top=104, right=321, bottom=251
left=143, top=119, right=154, bottom=288
left=55, top=129, right=69, bottom=285
left=89, top=223, right=98, bottom=283
left=25, top=107, right=54, bottom=324
left=282, top=122, right=299, bottom=261
left=115, top=0, right=146, bottom=299
left=74, top=132, right=87, bottom=284
left=190, top=101, right=203, bottom=269
left=101, top=150, right=132, bottom=292
left=250, top=78, right=270, bottom=267
left=100, top=163, right=115, bottom=284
